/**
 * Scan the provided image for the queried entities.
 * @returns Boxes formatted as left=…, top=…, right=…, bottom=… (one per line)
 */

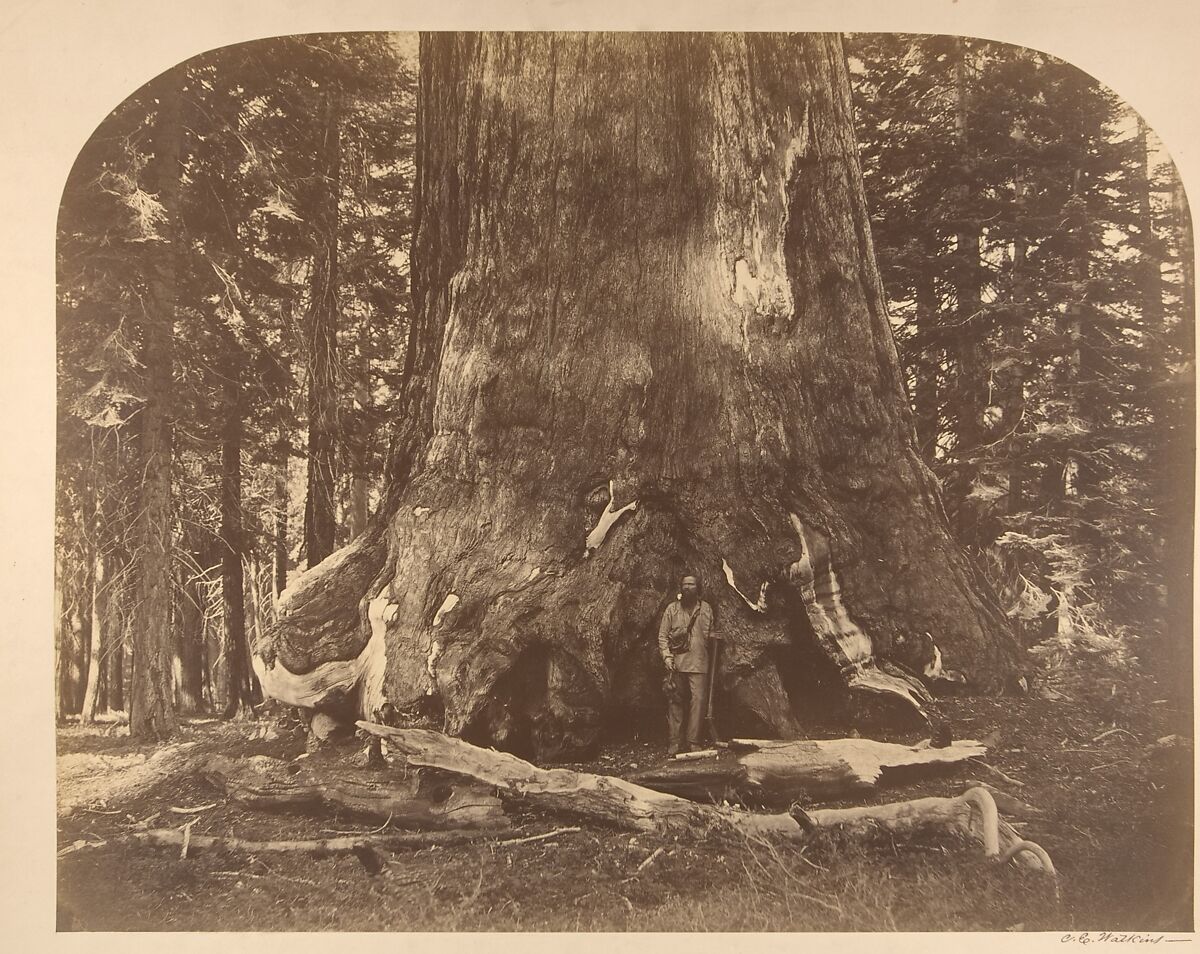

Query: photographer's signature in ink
left=1061, top=934, right=1193, bottom=945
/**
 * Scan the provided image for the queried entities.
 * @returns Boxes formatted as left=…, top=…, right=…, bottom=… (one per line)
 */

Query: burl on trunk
left=257, top=33, right=1019, bottom=760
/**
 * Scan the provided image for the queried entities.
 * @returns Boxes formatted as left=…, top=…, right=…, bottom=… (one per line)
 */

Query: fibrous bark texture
left=262, top=33, right=1018, bottom=760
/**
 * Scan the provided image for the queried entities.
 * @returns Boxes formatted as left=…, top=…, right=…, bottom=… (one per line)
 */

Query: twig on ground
left=635, top=846, right=665, bottom=874
left=251, top=856, right=319, bottom=887
left=967, top=758, right=1026, bottom=787
left=795, top=847, right=829, bottom=872
left=1091, top=759, right=1133, bottom=772
left=179, top=820, right=197, bottom=859
left=1092, top=728, right=1136, bottom=743
left=464, top=862, right=485, bottom=905
left=622, top=845, right=665, bottom=882
left=320, top=813, right=394, bottom=836
left=496, top=826, right=581, bottom=847
left=58, top=838, right=106, bottom=857
left=169, top=803, right=218, bottom=815
left=80, top=808, right=123, bottom=815
left=124, top=811, right=161, bottom=830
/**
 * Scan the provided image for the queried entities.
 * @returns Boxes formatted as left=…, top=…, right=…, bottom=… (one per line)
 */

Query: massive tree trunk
left=260, top=33, right=1018, bottom=760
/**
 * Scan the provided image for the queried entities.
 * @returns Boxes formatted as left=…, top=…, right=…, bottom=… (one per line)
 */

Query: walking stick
left=703, top=635, right=723, bottom=745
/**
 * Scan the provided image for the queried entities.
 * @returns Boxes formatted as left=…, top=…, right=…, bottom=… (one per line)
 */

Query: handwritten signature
left=1061, top=934, right=1192, bottom=945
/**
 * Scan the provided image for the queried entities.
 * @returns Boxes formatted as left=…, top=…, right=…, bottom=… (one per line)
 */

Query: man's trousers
left=666, top=670, right=707, bottom=754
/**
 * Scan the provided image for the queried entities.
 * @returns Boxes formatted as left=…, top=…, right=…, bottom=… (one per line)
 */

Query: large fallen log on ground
left=356, top=722, right=1054, bottom=874
left=201, top=754, right=507, bottom=830
left=58, top=742, right=207, bottom=816
left=630, top=737, right=987, bottom=803
left=357, top=722, right=725, bottom=832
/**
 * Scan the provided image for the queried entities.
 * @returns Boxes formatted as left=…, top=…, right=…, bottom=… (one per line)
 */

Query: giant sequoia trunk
left=259, top=33, right=1018, bottom=760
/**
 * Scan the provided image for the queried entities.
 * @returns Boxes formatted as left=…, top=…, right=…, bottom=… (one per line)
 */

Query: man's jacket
left=657, top=598, right=716, bottom=673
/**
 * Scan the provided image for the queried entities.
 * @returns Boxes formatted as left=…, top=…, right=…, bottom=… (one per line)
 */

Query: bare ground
left=55, top=692, right=1193, bottom=932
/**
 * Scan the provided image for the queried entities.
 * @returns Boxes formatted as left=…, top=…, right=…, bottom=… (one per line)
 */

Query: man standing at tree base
left=658, top=574, right=719, bottom=756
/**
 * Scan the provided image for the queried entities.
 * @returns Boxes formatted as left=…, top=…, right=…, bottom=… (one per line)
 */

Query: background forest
left=54, top=33, right=1193, bottom=734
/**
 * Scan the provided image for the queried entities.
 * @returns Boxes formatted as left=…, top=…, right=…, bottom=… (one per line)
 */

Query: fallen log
left=354, top=723, right=1053, bottom=872
left=58, top=742, right=207, bottom=816
left=201, top=754, right=507, bottom=830
left=628, top=756, right=751, bottom=804
left=741, top=737, right=986, bottom=798
left=121, top=828, right=492, bottom=854
left=357, top=722, right=721, bottom=832
left=633, top=737, right=987, bottom=803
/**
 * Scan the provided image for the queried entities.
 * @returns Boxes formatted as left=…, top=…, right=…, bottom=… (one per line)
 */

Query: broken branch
left=496, top=827, right=582, bottom=847
left=119, top=828, right=495, bottom=855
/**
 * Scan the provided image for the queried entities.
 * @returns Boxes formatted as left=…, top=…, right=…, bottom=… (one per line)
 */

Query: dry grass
left=56, top=692, right=1192, bottom=932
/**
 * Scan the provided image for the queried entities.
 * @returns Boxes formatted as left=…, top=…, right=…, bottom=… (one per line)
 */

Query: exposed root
left=998, top=839, right=1058, bottom=877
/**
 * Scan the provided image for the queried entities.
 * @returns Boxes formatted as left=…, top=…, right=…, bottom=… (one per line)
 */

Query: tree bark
left=262, top=34, right=1018, bottom=760
left=106, top=582, right=125, bottom=713
left=79, top=548, right=105, bottom=723
left=303, top=91, right=342, bottom=568
left=913, top=256, right=942, bottom=462
left=348, top=375, right=371, bottom=540
left=54, top=550, right=66, bottom=722
left=274, top=429, right=290, bottom=601
left=129, top=67, right=182, bottom=741
left=1001, top=173, right=1030, bottom=515
left=949, top=40, right=987, bottom=515
left=220, top=374, right=253, bottom=718
left=1161, top=163, right=1195, bottom=699
left=175, top=556, right=206, bottom=713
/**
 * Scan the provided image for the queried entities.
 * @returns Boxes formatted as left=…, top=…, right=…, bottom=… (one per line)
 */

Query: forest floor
left=56, top=690, right=1193, bottom=933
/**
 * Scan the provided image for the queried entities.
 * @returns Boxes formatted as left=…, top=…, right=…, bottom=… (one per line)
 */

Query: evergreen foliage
left=848, top=34, right=1193, bottom=701
left=55, top=34, right=415, bottom=730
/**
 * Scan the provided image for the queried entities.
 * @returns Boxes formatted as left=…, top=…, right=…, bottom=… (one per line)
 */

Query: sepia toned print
left=53, top=29, right=1192, bottom=933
